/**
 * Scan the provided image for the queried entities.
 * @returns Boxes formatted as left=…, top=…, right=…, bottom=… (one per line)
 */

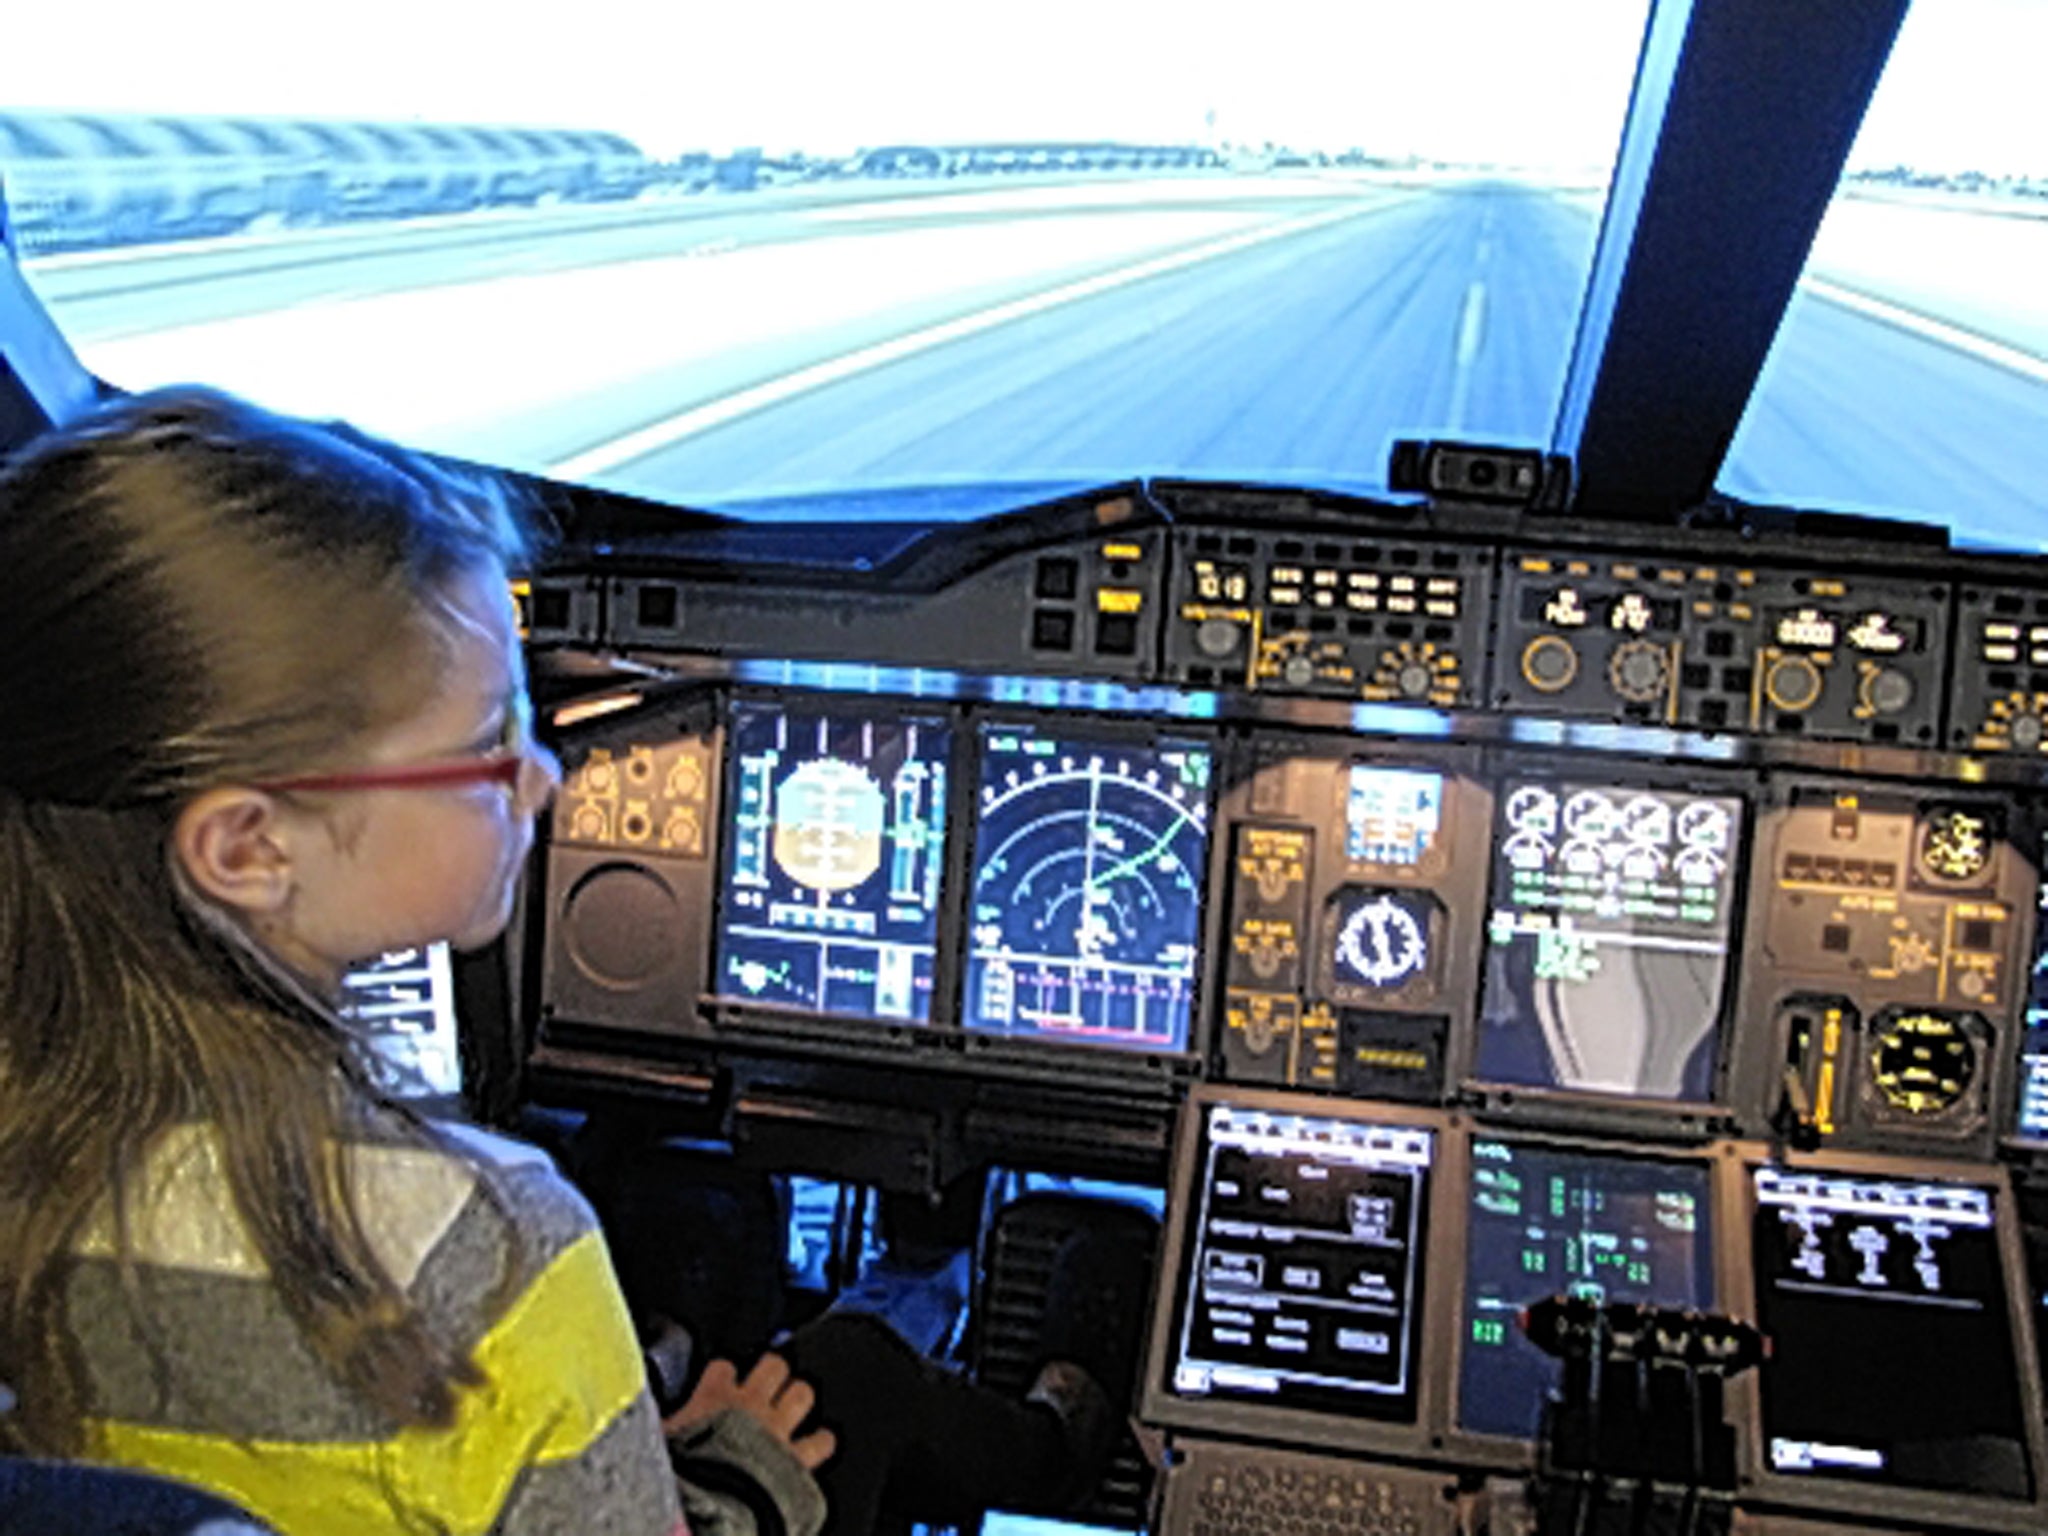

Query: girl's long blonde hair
left=0, top=386, right=534, bottom=1453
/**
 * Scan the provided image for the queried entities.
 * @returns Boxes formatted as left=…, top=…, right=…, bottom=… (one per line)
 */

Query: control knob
left=1520, top=634, right=1578, bottom=693
left=1764, top=653, right=1825, bottom=712
left=1608, top=639, right=1669, bottom=704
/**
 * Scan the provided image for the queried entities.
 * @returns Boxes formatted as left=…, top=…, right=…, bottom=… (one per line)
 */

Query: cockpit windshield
left=7, top=0, right=1651, bottom=519
left=5, top=0, right=2043, bottom=545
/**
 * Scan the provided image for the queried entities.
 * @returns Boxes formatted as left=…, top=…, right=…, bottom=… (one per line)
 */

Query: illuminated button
left=1985, top=623, right=2022, bottom=641
left=1427, top=577, right=1460, bottom=595
left=1347, top=592, right=1379, bottom=612
left=1313, top=590, right=1336, bottom=608
left=1349, top=571, right=1380, bottom=588
left=1425, top=600, right=1458, bottom=618
left=1101, top=541, right=1143, bottom=561
left=1313, top=568, right=1340, bottom=587
left=1271, top=565, right=1305, bottom=583
left=1521, top=634, right=1578, bottom=692
left=1269, top=585, right=1303, bottom=604
left=1387, top=595, right=1418, bottom=614
left=1097, top=587, right=1144, bottom=614
left=1985, top=643, right=2021, bottom=662
left=1389, top=575, right=1417, bottom=593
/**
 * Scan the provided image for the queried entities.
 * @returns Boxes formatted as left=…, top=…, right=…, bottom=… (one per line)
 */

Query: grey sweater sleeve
left=671, top=1408, right=828, bottom=1536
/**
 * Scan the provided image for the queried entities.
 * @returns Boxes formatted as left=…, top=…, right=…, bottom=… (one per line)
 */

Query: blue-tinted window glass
left=1719, top=0, right=2048, bottom=551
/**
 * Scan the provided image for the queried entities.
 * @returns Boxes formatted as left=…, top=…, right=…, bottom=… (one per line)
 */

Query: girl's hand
left=664, top=1353, right=838, bottom=1471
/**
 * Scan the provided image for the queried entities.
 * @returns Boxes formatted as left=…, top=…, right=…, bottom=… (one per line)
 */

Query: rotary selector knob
left=1282, top=654, right=1316, bottom=689
left=1764, top=654, right=1825, bottom=712
left=1608, top=640, right=1669, bottom=703
left=1860, top=665, right=1914, bottom=715
left=1521, top=635, right=1579, bottom=693
left=1195, top=618, right=1242, bottom=658
left=2012, top=712, right=2047, bottom=752
left=1396, top=661, right=1433, bottom=698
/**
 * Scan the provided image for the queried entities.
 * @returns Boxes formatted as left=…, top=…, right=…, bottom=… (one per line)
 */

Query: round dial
left=1869, top=1011, right=1977, bottom=1116
left=1506, top=785, right=1559, bottom=834
left=1676, top=800, right=1732, bottom=851
left=1919, top=807, right=1993, bottom=882
left=1334, top=893, right=1429, bottom=988
left=1608, top=638, right=1669, bottom=703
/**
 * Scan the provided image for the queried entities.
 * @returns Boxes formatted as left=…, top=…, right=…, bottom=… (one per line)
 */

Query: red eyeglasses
left=251, top=752, right=530, bottom=796
left=252, top=700, right=539, bottom=796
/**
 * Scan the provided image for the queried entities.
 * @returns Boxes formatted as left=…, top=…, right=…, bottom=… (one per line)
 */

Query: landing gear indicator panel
left=1477, top=781, right=1744, bottom=1101
left=717, top=702, right=951, bottom=1022
left=966, top=725, right=1212, bottom=1053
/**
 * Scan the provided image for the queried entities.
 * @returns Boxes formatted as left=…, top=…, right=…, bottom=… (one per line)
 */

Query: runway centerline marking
left=1445, top=279, right=1488, bottom=431
left=548, top=202, right=1382, bottom=478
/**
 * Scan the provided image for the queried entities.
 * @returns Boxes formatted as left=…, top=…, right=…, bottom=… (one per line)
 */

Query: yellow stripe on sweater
left=87, top=1229, right=646, bottom=1536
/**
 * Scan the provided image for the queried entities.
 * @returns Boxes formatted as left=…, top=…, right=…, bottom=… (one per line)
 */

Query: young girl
left=0, top=387, right=831, bottom=1535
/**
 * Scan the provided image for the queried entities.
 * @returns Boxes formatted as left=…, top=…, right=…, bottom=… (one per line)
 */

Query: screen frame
left=709, top=689, right=963, bottom=1031
left=1458, top=757, right=1757, bottom=1121
left=1137, top=1084, right=1463, bottom=1463
left=1436, top=1128, right=1727, bottom=1461
left=2004, top=812, right=2048, bottom=1151
left=956, top=711, right=1220, bottom=1073
left=1724, top=1144, right=2048, bottom=1535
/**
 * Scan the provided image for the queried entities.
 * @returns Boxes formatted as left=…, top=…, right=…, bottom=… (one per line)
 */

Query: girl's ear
left=172, top=788, right=297, bottom=917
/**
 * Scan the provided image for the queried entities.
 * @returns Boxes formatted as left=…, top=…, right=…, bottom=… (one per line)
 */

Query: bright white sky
left=6, top=0, right=2044, bottom=174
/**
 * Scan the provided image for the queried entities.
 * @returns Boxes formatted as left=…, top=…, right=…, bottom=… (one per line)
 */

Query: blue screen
left=716, top=700, right=950, bottom=1021
left=964, top=724, right=1211, bottom=1053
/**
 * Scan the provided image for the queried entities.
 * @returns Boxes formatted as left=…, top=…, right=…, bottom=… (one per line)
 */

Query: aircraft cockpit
left=4, top=2, right=2047, bottom=1534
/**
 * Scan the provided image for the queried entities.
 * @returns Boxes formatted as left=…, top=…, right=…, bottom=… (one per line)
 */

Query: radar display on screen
left=717, top=702, right=950, bottom=1021
left=1164, top=1103, right=1433, bottom=1420
left=1346, top=766, right=1444, bottom=867
left=964, top=725, right=1211, bottom=1052
left=1459, top=1139, right=1713, bottom=1438
left=1752, top=1168, right=2032, bottom=1498
left=2017, top=831, right=2048, bottom=1138
left=1476, top=781, right=1743, bottom=1100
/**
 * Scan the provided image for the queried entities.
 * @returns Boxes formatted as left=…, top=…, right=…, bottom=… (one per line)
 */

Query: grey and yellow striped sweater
left=60, top=1119, right=823, bottom=1536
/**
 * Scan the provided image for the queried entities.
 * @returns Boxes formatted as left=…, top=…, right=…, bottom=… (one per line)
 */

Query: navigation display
left=2018, top=832, right=2048, bottom=1138
left=1752, top=1168, right=2032, bottom=1498
left=1476, top=781, right=1743, bottom=1100
left=1459, top=1139, right=1713, bottom=1438
left=1164, top=1102, right=1434, bottom=1420
left=717, top=701, right=951, bottom=1021
left=964, top=724, right=1211, bottom=1053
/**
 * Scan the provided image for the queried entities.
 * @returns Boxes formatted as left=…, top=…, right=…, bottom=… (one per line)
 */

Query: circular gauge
left=1506, top=785, right=1559, bottom=835
left=1502, top=830, right=1553, bottom=871
left=1560, top=838, right=1605, bottom=876
left=1674, top=845, right=1726, bottom=888
left=1869, top=1011, right=1977, bottom=1116
left=1617, top=843, right=1668, bottom=882
left=1919, top=807, right=1993, bottom=883
left=1676, top=800, right=1732, bottom=850
left=1334, top=893, right=1429, bottom=988
left=1562, top=790, right=1619, bottom=841
left=968, top=741, right=1210, bottom=1043
left=1621, top=795, right=1673, bottom=846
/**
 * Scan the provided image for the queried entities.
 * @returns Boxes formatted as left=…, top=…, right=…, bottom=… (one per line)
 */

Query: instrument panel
left=529, top=683, right=2044, bottom=1164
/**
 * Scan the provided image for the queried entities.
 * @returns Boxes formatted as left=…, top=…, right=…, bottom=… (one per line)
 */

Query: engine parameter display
left=1476, top=781, right=1743, bottom=1101
left=965, top=725, right=1211, bottom=1052
left=717, top=702, right=950, bottom=1021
